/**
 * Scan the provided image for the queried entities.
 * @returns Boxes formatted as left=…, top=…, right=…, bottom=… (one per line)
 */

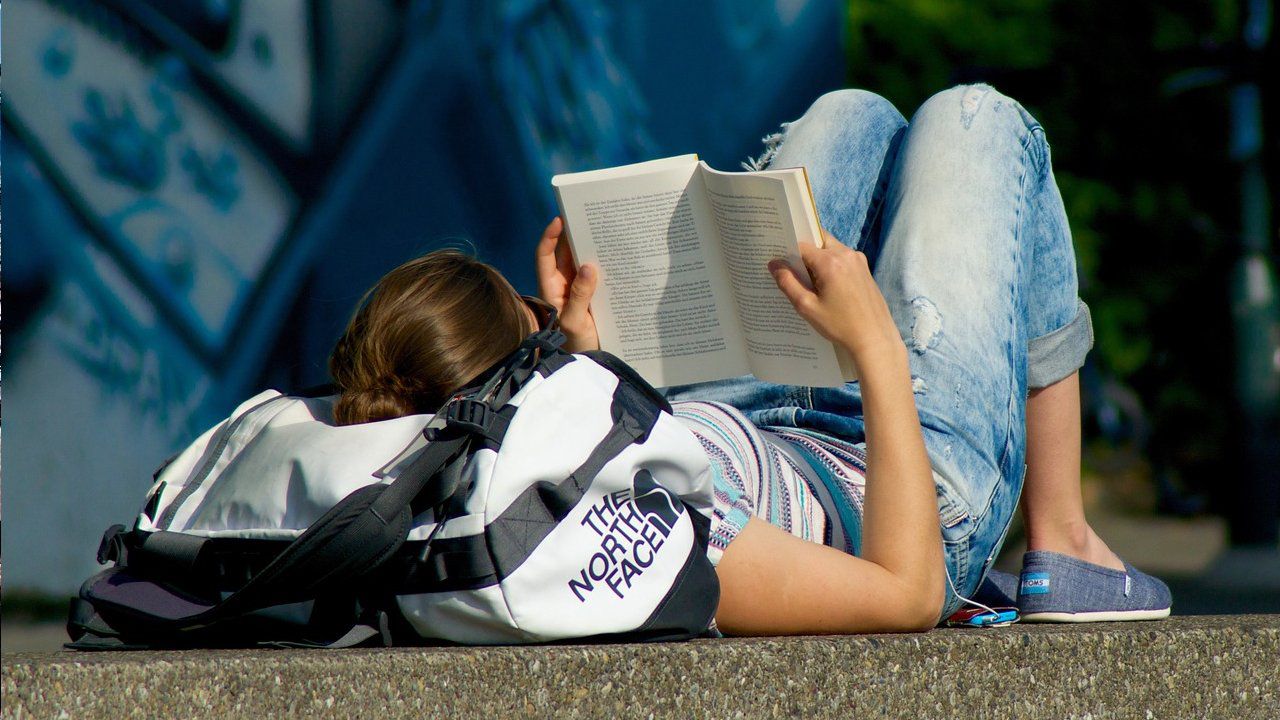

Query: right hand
left=534, top=217, right=601, bottom=352
left=768, top=231, right=905, bottom=362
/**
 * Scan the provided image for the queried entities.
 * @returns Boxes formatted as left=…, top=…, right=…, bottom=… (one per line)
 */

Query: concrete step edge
left=4, top=615, right=1278, bottom=719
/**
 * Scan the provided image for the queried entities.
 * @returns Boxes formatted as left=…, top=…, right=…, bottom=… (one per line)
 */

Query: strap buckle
left=444, top=398, right=492, bottom=435
left=443, top=398, right=511, bottom=443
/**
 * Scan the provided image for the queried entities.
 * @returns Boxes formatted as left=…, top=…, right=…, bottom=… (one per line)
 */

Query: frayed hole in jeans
left=742, top=123, right=790, bottom=171
left=911, top=376, right=928, bottom=394
left=908, top=297, right=943, bottom=354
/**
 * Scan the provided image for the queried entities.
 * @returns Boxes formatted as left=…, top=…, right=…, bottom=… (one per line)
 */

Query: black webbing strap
left=521, top=328, right=567, bottom=354
left=483, top=379, right=661, bottom=580
left=99, top=525, right=213, bottom=577
left=478, top=320, right=567, bottom=407
left=536, top=350, right=575, bottom=377
left=131, top=531, right=212, bottom=578
left=368, top=431, right=470, bottom=519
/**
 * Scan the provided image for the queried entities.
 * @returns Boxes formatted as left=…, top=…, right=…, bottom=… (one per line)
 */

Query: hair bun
left=333, top=384, right=417, bottom=425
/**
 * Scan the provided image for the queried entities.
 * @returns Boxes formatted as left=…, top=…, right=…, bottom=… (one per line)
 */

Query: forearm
left=714, top=344, right=945, bottom=635
left=851, top=341, right=945, bottom=618
left=768, top=237, right=946, bottom=627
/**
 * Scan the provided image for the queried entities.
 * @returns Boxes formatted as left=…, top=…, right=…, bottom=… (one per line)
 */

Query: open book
left=552, top=154, right=857, bottom=388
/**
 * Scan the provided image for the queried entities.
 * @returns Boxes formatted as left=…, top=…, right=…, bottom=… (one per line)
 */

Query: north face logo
left=567, top=470, right=686, bottom=603
left=632, top=469, right=684, bottom=537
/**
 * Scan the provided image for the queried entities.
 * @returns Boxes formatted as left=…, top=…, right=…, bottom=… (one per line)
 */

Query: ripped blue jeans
left=662, top=85, right=1093, bottom=620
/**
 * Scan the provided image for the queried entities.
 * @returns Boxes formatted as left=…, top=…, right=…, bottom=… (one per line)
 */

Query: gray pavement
left=4, top=615, right=1278, bottom=719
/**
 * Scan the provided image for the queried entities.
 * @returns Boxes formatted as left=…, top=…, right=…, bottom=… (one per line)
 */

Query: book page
left=759, top=167, right=859, bottom=382
left=553, top=160, right=748, bottom=387
left=700, top=163, right=847, bottom=387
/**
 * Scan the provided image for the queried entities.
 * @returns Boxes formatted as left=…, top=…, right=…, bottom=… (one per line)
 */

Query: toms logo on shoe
left=1021, top=572, right=1051, bottom=595
left=567, top=471, right=686, bottom=603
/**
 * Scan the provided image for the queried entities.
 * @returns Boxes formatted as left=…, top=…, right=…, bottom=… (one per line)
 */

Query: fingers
left=772, top=238, right=868, bottom=312
left=561, top=262, right=598, bottom=329
left=796, top=241, right=828, bottom=284
left=553, top=222, right=577, bottom=278
left=769, top=260, right=815, bottom=314
left=798, top=236, right=852, bottom=264
left=797, top=239, right=864, bottom=286
left=769, top=236, right=888, bottom=352
left=536, top=217, right=562, bottom=260
left=536, top=218, right=563, bottom=294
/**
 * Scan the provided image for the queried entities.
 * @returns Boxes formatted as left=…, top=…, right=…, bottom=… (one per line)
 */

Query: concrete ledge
left=4, top=615, right=1278, bottom=719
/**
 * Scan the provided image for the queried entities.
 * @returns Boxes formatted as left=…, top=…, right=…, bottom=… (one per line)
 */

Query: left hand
left=535, top=217, right=600, bottom=352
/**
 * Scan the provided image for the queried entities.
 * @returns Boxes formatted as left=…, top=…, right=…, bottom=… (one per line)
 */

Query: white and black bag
left=68, top=318, right=720, bottom=648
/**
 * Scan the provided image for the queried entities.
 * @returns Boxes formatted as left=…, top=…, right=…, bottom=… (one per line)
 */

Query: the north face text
left=568, top=473, right=684, bottom=602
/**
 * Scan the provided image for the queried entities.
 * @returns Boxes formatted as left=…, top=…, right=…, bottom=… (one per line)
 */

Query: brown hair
left=328, top=249, right=533, bottom=425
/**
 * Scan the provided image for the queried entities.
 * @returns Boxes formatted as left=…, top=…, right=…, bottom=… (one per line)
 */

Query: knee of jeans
left=798, top=89, right=906, bottom=141
left=913, top=84, right=1045, bottom=153
left=748, top=89, right=906, bottom=171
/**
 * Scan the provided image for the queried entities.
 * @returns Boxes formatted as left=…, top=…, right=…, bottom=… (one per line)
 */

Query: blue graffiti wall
left=2, top=0, right=845, bottom=593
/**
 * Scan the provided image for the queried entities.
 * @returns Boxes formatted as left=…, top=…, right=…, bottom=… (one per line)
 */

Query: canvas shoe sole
left=1019, top=607, right=1171, bottom=622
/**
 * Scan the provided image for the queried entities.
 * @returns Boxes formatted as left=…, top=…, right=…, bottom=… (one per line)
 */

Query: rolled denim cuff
left=1027, top=299, right=1093, bottom=389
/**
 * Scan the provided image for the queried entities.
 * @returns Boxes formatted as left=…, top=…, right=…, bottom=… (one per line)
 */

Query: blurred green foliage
left=845, top=0, right=1276, bottom=501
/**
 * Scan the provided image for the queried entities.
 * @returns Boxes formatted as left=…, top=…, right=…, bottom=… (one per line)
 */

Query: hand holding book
left=534, top=216, right=601, bottom=353
left=769, top=237, right=904, bottom=367
left=548, top=154, right=859, bottom=388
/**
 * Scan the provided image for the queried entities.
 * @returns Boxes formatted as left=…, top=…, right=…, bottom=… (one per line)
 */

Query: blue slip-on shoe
left=972, top=569, right=1019, bottom=608
left=1017, top=550, right=1172, bottom=622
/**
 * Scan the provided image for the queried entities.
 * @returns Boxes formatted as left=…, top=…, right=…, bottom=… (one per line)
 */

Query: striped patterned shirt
left=671, top=401, right=868, bottom=566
